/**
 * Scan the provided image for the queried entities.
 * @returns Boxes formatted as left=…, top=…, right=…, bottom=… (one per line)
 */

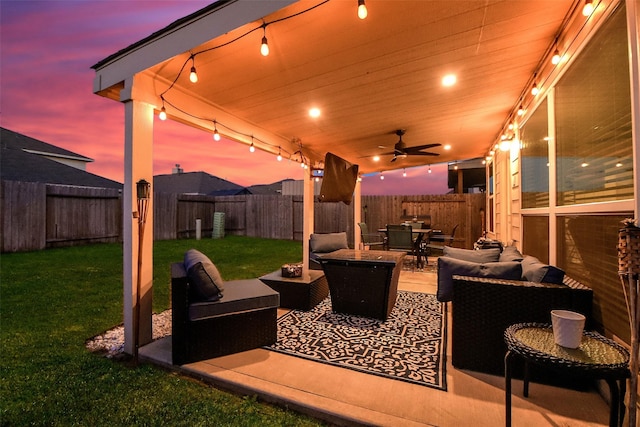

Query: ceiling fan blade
left=409, top=152, right=440, bottom=156
left=405, top=143, right=442, bottom=152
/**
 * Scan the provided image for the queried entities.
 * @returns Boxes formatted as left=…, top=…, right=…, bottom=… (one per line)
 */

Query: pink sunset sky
left=0, top=1, right=450, bottom=195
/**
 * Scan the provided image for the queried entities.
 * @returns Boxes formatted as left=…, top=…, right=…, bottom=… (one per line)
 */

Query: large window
left=555, top=6, right=633, bottom=205
left=557, top=214, right=632, bottom=341
left=520, top=99, right=549, bottom=208
left=522, top=216, right=549, bottom=263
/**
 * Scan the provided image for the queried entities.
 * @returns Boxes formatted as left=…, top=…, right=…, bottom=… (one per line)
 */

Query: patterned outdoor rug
left=267, top=291, right=447, bottom=391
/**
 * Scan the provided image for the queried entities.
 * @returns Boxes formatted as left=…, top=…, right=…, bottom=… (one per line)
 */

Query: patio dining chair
left=386, top=224, right=417, bottom=271
left=358, top=222, right=386, bottom=250
left=427, top=224, right=459, bottom=255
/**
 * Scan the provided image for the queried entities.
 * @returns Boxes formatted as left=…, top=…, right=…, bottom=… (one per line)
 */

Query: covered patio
left=91, top=0, right=640, bottom=425
left=139, top=267, right=612, bottom=426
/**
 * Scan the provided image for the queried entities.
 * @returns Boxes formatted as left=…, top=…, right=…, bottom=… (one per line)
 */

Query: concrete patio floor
left=140, top=262, right=613, bottom=426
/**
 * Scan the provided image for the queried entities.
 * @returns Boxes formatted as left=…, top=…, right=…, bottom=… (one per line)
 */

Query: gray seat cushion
left=188, top=279, right=279, bottom=321
left=437, top=257, right=522, bottom=302
left=443, top=246, right=501, bottom=263
left=521, top=255, right=565, bottom=284
left=310, top=232, right=348, bottom=253
left=499, top=246, right=524, bottom=262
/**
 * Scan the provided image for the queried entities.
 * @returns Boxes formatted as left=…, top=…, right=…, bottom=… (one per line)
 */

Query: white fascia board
left=93, top=0, right=297, bottom=94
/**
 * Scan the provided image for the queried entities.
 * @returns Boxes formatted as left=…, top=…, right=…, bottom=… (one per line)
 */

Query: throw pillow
left=437, top=257, right=522, bottom=302
left=187, top=261, right=223, bottom=301
left=499, top=246, right=524, bottom=262
left=310, top=232, right=348, bottom=253
left=520, top=255, right=565, bottom=284
left=184, top=248, right=225, bottom=291
left=443, top=246, right=501, bottom=263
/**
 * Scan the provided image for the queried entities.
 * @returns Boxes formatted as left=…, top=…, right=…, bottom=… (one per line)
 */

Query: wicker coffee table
left=504, top=323, right=630, bottom=427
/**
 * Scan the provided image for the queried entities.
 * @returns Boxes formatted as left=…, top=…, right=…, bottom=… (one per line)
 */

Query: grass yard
left=0, top=236, right=325, bottom=426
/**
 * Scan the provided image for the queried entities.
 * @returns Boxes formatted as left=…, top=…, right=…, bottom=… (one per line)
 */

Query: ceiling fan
left=383, top=129, right=441, bottom=162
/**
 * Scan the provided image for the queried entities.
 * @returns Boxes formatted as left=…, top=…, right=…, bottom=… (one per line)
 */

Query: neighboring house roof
left=153, top=171, right=249, bottom=196
left=1, top=127, right=122, bottom=189
left=247, top=179, right=293, bottom=195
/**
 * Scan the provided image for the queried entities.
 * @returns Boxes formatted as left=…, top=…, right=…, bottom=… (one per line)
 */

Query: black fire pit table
left=318, top=249, right=405, bottom=321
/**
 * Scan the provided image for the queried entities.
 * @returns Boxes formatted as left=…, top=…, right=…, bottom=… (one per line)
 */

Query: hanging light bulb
left=212, top=121, right=221, bottom=141
left=277, top=147, right=282, bottom=161
left=583, top=0, right=594, bottom=16
left=380, top=172, right=384, bottom=180
left=189, top=57, right=198, bottom=83
left=159, top=106, right=167, bottom=121
left=454, top=163, right=458, bottom=170
left=403, top=169, right=407, bottom=177
left=517, top=105, right=525, bottom=116
left=357, top=0, right=368, bottom=19
left=249, top=141, right=255, bottom=153
left=551, top=48, right=561, bottom=65
left=428, top=165, right=432, bottom=174
left=260, top=25, right=269, bottom=56
left=531, top=82, right=539, bottom=96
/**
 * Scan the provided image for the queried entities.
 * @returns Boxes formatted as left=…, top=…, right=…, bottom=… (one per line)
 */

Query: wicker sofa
left=437, top=246, right=593, bottom=376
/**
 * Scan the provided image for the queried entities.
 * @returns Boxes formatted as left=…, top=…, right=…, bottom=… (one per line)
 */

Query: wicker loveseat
left=437, top=246, right=593, bottom=376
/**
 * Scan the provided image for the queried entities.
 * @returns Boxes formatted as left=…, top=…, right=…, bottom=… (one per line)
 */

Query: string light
left=582, top=0, right=594, bottom=16
left=260, top=25, right=269, bottom=56
left=517, top=105, right=525, bottom=116
left=277, top=146, right=282, bottom=161
left=380, top=172, right=384, bottom=180
left=212, top=120, right=221, bottom=141
left=551, top=48, right=561, bottom=65
left=189, top=57, right=198, bottom=83
left=155, top=1, right=329, bottom=164
left=403, top=169, right=406, bottom=177
left=357, top=0, right=367, bottom=19
left=428, top=165, right=432, bottom=174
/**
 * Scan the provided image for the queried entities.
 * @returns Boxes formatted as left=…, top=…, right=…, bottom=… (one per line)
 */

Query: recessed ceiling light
left=442, top=74, right=457, bottom=87
left=309, top=107, right=321, bottom=118
left=444, top=144, right=451, bottom=150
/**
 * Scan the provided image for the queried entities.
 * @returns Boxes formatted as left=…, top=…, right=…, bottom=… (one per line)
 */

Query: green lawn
left=0, top=236, right=325, bottom=426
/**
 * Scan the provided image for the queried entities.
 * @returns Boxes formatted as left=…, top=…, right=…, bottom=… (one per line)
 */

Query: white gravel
left=85, top=309, right=172, bottom=358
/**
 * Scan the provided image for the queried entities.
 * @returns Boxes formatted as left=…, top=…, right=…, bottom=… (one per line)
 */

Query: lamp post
left=134, top=179, right=150, bottom=365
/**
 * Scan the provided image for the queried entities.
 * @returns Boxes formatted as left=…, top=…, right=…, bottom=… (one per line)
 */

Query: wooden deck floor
left=140, top=263, right=612, bottom=426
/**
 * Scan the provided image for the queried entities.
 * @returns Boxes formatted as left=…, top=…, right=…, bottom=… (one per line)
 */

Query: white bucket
left=551, top=310, right=586, bottom=349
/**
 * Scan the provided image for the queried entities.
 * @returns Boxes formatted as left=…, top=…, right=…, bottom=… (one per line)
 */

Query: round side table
left=504, top=323, right=630, bottom=427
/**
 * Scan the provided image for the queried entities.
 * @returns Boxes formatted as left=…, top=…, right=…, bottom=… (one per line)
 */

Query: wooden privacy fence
left=2, top=180, right=485, bottom=252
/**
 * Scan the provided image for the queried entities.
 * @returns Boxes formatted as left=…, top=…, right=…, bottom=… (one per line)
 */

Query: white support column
left=302, top=166, right=314, bottom=279
left=354, top=178, right=362, bottom=249
left=121, top=76, right=154, bottom=355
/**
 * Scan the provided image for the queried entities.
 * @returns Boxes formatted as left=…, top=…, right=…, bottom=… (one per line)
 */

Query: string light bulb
left=357, top=0, right=368, bottom=19
left=189, top=57, right=198, bottom=83
left=380, top=172, right=384, bottom=180
left=277, top=147, right=282, bottom=161
left=517, top=105, right=525, bottom=116
left=531, top=82, right=539, bottom=96
left=551, top=48, right=561, bottom=65
left=583, top=0, right=594, bottom=16
left=428, top=165, right=432, bottom=174
left=212, top=121, right=221, bottom=141
left=260, top=25, right=269, bottom=56
left=159, top=106, right=167, bottom=121
left=403, top=169, right=407, bottom=177
left=249, top=140, right=255, bottom=152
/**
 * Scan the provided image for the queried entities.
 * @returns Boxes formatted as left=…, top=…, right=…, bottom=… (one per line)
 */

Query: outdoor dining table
left=378, top=227, right=432, bottom=269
